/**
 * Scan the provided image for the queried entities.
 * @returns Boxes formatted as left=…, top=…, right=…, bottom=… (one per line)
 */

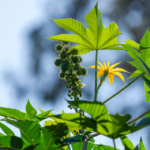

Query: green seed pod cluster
left=54, top=43, right=87, bottom=111
left=54, top=58, right=61, bottom=67
left=60, top=50, right=68, bottom=59
left=55, top=44, right=63, bottom=52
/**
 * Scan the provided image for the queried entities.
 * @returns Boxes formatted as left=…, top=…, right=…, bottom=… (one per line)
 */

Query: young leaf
left=140, top=28, right=150, bottom=51
left=139, top=137, right=146, bottom=150
left=126, top=39, right=140, bottom=50
left=36, top=109, right=53, bottom=121
left=47, top=2, right=122, bottom=55
left=121, top=136, right=135, bottom=150
left=127, top=70, right=143, bottom=79
left=0, top=122, right=15, bottom=136
left=25, top=100, right=37, bottom=119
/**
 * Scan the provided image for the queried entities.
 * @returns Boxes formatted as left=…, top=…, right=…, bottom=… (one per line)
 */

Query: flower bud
left=81, top=67, right=87, bottom=76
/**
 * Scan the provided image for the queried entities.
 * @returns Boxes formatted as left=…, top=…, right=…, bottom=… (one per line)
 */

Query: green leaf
left=36, top=109, right=53, bottom=121
left=127, top=61, right=141, bottom=70
left=0, top=136, right=23, bottom=149
left=143, top=75, right=150, bottom=102
left=93, top=144, right=120, bottom=150
left=139, top=137, right=146, bottom=150
left=0, top=107, right=25, bottom=120
left=128, top=70, right=143, bottom=79
left=41, top=123, right=69, bottom=150
left=5, top=119, right=41, bottom=149
left=25, top=100, right=37, bottom=119
left=48, top=3, right=122, bottom=55
left=136, top=55, right=150, bottom=75
left=140, top=28, right=150, bottom=52
left=0, top=122, right=14, bottom=136
left=121, top=136, right=135, bottom=150
left=142, top=76, right=150, bottom=88
left=126, top=39, right=140, bottom=50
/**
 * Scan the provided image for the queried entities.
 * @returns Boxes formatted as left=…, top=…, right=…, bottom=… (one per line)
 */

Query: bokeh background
left=0, top=0, right=150, bottom=149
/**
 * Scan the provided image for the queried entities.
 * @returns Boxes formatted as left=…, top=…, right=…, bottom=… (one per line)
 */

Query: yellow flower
left=88, top=60, right=129, bottom=86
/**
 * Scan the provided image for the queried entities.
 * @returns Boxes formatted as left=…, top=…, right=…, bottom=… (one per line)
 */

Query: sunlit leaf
left=47, top=2, right=122, bottom=55
left=127, top=70, right=143, bottom=79
left=139, top=137, right=146, bottom=150
left=121, top=136, right=135, bottom=150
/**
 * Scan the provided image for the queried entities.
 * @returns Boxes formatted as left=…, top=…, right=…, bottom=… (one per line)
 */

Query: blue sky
left=0, top=0, right=149, bottom=149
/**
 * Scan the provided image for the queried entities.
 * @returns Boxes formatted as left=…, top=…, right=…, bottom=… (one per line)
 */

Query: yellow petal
left=103, top=62, right=107, bottom=69
left=97, top=61, right=104, bottom=69
left=112, top=72, right=125, bottom=82
left=110, top=68, right=129, bottom=73
left=87, top=65, right=101, bottom=70
left=108, top=73, right=114, bottom=86
left=97, top=70, right=104, bottom=77
left=107, top=60, right=110, bottom=69
left=109, top=62, right=121, bottom=70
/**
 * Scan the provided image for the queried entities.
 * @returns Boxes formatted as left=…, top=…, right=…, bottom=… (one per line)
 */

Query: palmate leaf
left=67, top=100, right=150, bottom=139
left=47, top=2, right=122, bottom=55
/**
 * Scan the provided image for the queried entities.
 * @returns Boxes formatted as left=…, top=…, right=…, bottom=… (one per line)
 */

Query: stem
left=102, top=75, right=142, bottom=104
left=74, top=91, right=78, bottom=112
left=113, top=139, right=116, bottom=150
left=94, top=50, right=98, bottom=102
left=126, top=109, right=150, bottom=125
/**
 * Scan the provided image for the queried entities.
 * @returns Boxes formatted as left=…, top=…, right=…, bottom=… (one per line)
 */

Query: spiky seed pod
left=62, top=41, right=69, bottom=45
left=78, top=56, right=83, bottom=63
left=60, top=50, right=67, bottom=59
left=62, top=59, right=69, bottom=65
left=74, top=77, right=79, bottom=81
left=55, top=44, right=63, bottom=52
left=54, top=58, right=61, bottom=67
left=71, top=56, right=79, bottom=63
left=76, top=70, right=82, bottom=76
left=61, top=63, right=68, bottom=72
left=59, top=72, right=65, bottom=79
left=65, top=75, right=71, bottom=82
left=73, top=64, right=80, bottom=70
left=81, top=67, right=87, bottom=76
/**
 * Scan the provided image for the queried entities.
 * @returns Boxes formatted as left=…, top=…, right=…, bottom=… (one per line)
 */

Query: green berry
left=62, top=59, right=69, bottom=65
left=65, top=75, right=71, bottom=82
left=81, top=67, right=87, bottom=76
left=77, top=70, right=82, bottom=75
left=78, top=56, right=82, bottom=63
left=71, top=56, right=79, bottom=63
left=55, top=44, right=63, bottom=52
left=54, top=58, right=61, bottom=67
left=61, top=63, right=68, bottom=72
left=59, top=72, right=65, bottom=79
left=60, top=50, right=67, bottom=59
left=73, top=64, right=80, bottom=70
